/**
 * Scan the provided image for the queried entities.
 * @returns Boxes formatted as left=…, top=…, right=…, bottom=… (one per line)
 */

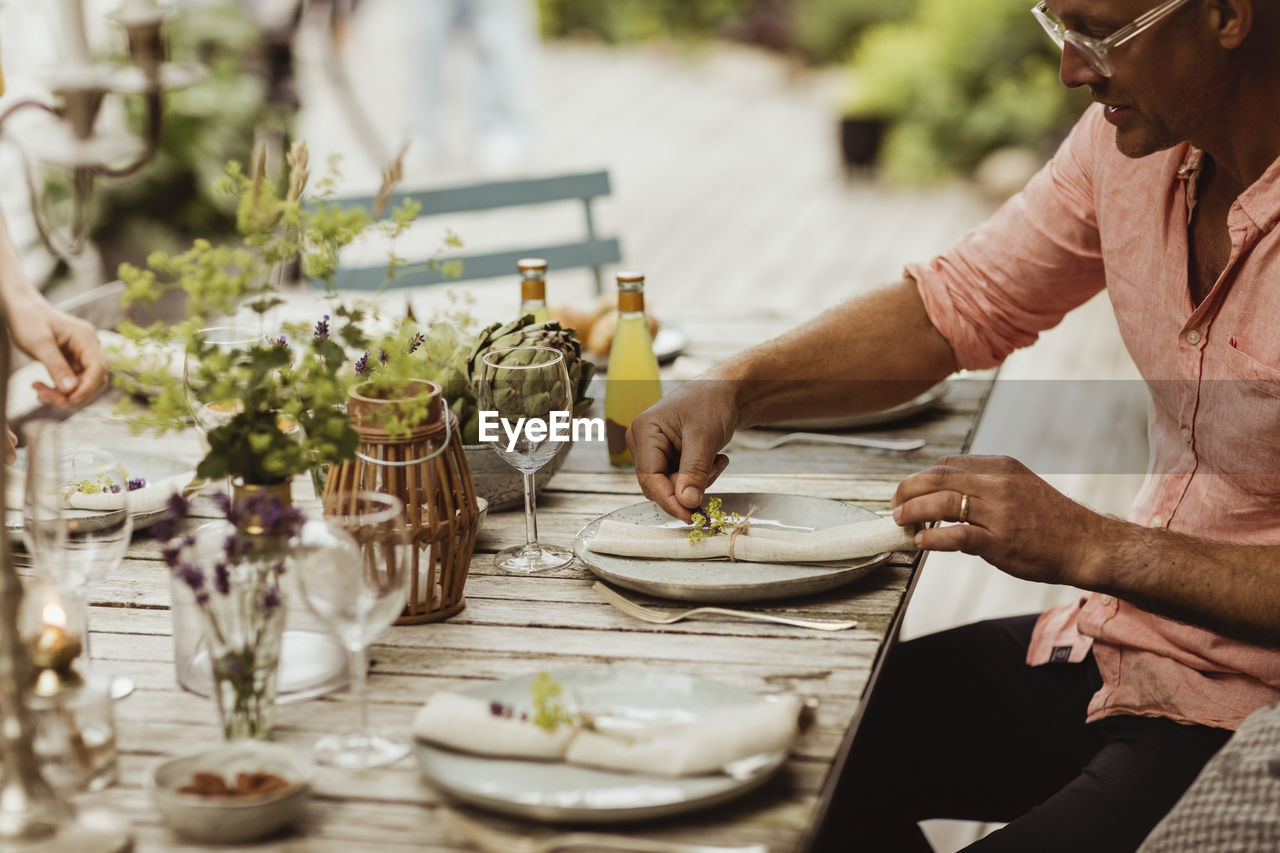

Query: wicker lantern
left=325, top=380, right=480, bottom=623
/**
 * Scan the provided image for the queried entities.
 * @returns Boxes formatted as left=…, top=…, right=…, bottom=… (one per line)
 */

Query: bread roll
left=586, top=310, right=661, bottom=357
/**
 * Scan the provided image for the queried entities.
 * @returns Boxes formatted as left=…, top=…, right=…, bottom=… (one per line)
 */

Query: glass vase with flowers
left=157, top=491, right=304, bottom=740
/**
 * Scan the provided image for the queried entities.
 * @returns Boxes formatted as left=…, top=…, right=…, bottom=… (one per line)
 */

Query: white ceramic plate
left=574, top=493, right=889, bottom=603
left=587, top=327, right=686, bottom=367
left=7, top=446, right=196, bottom=540
left=413, top=666, right=788, bottom=823
left=766, top=382, right=948, bottom=431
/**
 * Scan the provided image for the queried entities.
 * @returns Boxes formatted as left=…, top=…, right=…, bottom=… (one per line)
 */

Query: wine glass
left=22, top=420, right=134, bottom=696
left=182, top=325, right=266, bottom=433
left=292, top=491, right=410, bottom=769
left=476, top=345, right=574, bottom=572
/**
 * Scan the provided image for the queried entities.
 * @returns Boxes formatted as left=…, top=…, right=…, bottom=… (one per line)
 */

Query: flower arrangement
left=159, top=491, right=304, bottom=739
left=110, top=141, right=444, bottom=486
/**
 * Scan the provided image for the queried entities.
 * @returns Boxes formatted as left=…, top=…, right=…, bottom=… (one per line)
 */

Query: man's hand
left=9, top=298, right=107, bottom=409
left=625, top=380, right=738, bottom=522
left=892, top=455, right=1110, bottom=586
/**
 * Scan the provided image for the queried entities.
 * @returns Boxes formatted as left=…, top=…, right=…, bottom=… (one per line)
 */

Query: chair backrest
left=316, top=170, right=621, bottom=294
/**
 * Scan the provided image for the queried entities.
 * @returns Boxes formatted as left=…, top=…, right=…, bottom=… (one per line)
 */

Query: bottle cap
left=517, top=258, right=548, bottom=274
left=615, top=270, right=645, bottom=284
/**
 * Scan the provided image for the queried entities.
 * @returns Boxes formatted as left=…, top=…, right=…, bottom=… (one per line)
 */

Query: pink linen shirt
left=907, top=103, right=1280, bottom=731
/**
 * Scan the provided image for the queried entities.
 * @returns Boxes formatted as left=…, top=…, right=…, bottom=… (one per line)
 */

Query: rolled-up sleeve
left=908, top=105, right=1109, bottom=369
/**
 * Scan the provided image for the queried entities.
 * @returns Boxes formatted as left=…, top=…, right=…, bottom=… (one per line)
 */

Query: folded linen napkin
left=66, top=471, right=195, bottom=514
left=413, top=691, right=803, bottom=777
left=565, top=696, right=802, bottom=776
left=585, top=515, right=917, bottom=563
left=413, top=692, right=576, bottom=760
left=5, top=468, right=195, bottom=515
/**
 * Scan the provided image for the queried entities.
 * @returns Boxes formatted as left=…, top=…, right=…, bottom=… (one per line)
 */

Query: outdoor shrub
left=845, top=0, right=1089, bottom=181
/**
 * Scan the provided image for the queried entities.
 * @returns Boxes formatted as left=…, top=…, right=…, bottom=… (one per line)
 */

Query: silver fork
left=441, top=807, right=769, bottom=853
left=732, top=430, right=924, bottom=452
left=593, top=582, right=857, bottom=631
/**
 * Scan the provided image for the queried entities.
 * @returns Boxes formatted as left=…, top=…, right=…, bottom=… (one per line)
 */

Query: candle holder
left=0, top=0, right=206, bottom=259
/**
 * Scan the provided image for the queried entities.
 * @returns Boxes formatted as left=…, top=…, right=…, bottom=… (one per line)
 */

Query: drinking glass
left=476, top=345, right=574, bottom=572
left=182, top=325, right=266, bottom=433
left=22, top=421, right=134, bottom=695
left=292, top=491, right=410, bottom=769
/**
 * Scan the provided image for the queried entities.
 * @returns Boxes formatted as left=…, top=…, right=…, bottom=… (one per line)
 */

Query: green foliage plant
left=538, top=0, right=752, bottom=45
left=844, top=0, right=1089, bottom=181
left=113, top=142, right=430, bottom=486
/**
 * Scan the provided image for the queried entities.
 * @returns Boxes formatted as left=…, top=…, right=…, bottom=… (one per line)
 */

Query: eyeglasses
left=1032, top=0, right=1196, bottom=77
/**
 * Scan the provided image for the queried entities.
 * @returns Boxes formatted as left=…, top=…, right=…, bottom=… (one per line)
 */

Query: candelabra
left=0, top=0, right=205, bottom=259
left=0, top=2, right=202, bottom=850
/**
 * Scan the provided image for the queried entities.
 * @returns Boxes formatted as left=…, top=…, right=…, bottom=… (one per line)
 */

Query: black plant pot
left=839, top=116, right=887, bottom=170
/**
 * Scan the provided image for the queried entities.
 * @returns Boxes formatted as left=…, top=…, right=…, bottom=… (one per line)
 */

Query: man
left=626, top=0, right=1280, bottom=848
left=0, top=207, right=109, bottom=460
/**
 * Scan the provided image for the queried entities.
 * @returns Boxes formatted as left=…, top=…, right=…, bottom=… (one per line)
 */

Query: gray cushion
left=1139, top=701, right=1280, bottom=852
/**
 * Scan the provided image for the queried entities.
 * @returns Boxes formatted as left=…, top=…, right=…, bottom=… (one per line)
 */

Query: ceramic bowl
left=147, top=742, right=312, bottom=843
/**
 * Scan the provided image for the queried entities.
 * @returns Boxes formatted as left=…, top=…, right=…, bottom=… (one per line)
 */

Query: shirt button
left=1180, top=426, right=1192, bottom=443
left=1186, top=330, right=1202, bottom=345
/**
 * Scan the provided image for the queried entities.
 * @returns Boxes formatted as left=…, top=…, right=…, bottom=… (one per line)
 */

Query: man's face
left=1051, top=0, right=1214, bottom=158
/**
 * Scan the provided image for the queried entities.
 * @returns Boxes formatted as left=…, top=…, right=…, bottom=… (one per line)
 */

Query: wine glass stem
left=349, top=644, right=369, bottom=735
left=521, top=471, right=539, bottom=554
left=68, top=586, right=94, bottom=665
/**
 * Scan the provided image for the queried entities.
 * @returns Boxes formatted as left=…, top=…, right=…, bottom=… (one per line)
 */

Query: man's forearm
left=706, top=278, right=959, bottom=428
left=1080, top=519, right=1280, bottom=648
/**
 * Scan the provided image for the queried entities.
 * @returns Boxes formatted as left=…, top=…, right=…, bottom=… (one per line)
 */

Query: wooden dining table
left=18, top=306, right=994, bottom=852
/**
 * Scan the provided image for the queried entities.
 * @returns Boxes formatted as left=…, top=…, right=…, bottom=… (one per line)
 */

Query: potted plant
left=111, top=141, right=423, bottom=490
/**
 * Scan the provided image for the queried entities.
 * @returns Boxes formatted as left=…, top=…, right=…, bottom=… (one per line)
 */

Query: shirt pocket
left=1208, top=338, right=1280, bottom=495
left=1222, top=337, right=1280, bottom=398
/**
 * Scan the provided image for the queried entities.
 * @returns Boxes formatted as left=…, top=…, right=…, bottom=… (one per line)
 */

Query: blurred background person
left=409, top=0, right=538, bottom=177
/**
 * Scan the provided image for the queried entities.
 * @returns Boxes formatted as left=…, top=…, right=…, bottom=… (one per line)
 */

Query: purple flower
left=108, top=484, right=122, bottom=494
left=175, top=561, right=205, bottom=596
left=274, top=335, right=290, bottom=353
left=230, top=492, right=304, bottom=539
left=354, top=352, right=370, bottom=376
left=214, top=562, right=231, bottom=596
left=151, top=494, right=192, bottom=542
left=314, top=314, right=330, bottom=339
left=378, top=349, right=389, bottom=365
left=257, top=585, right=281, bottom=614
left=407, top=332, right=425, bottom=354
left=127, top=478, right=147, bottom=491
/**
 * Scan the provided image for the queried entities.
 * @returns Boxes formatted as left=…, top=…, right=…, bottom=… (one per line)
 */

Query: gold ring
left=958, top=493, right=970, bottom=524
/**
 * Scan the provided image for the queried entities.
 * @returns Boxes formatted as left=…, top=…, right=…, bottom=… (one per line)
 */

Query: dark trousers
left=813, top=615, right=1233, bottom=853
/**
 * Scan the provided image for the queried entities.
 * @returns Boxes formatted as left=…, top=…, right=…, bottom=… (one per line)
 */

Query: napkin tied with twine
left=413, top=691, right=803, bottom=777
left=5, top=468, right=196, bottom=516
left=585, top=515, right=918, bottom=564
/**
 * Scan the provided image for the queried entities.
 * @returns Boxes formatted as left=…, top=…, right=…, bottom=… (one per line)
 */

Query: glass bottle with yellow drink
left=517, top=258, right=550, bottom=323
left=604, top=270, right=662, bottom=467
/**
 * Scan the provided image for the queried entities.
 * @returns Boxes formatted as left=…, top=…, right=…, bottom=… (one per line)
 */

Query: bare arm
left=0, top=211, right=108, bottom=460
left=628, top=278, right=958, bottom=520
left=0, top=212, right=106, bottom=405
left=893, top=455, right=1280, bottom=649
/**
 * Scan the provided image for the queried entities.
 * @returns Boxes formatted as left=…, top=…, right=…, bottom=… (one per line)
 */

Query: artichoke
left=430, top=315, right=593, bottom=440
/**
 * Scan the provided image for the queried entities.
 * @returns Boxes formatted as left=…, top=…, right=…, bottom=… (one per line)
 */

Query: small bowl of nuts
left=147, top=742, right=312, bottom=843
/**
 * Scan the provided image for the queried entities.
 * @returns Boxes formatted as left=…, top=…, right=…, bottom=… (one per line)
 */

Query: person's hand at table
left=626, top=380, right=738, bottom=523
left=6, top=292, right=107, bottom=410
left=891, top=454, right=1112, bottom=585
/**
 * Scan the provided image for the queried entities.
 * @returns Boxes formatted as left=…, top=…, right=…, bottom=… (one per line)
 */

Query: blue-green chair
left=316, top=170, right=621, bottom=294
